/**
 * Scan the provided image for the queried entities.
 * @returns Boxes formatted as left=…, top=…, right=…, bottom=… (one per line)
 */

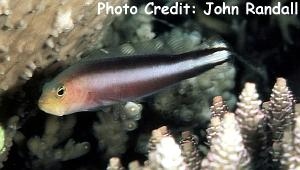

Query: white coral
left=149, top=136, right=186, bottom=170
left=202, top=113, right=250, bottom=169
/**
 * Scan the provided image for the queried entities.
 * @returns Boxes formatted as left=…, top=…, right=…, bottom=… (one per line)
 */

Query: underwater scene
left=0, top=0, right=299, bottom=169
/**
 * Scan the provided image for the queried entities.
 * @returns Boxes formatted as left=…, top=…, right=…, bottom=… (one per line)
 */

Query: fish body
left=38, top=48, right=232, bottom=116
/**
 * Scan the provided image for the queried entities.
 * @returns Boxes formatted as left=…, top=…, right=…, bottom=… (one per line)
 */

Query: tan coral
left=148, top=126, right=171, bottom=153
left=180, top=131, right=201, bottom=170
left=206, top=96, right=228, bottom=145
left=107, top=157, right=125, bottom=170
left=210, top=96, right=228, bottom=118
left=264, top=77, right=295, bottom=142
left=0, top=0, right=126, bottom=93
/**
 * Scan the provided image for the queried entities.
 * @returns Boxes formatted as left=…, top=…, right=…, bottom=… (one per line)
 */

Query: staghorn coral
left=281, top=104, right=300, bottom=169
left=206, top=96, right=229, bottom=145
left=27, top=116, right=90, bottom=170
left=264, top=78, right=295, bottom=142
left=106, top=127, right=191, bottom=170
left=281, top=115, right=300, bottom=169
left=180, top=131, right=201, bottom=170
left=235, top=83, right=266, bottom=152
left=0, top=0, right=126, bottom=93
left=147, top=126, right=171, bottom=153
left=201, top=112, right=251, bottom=170
left=205, top=116, right=221, bottom=146
left=148, top=136, right=187, bottom=170
left=106, top=78, right=299, bottom=170
left=210, top=96, right=228, bottom=118
left=235, top=82, right=268, bottom=169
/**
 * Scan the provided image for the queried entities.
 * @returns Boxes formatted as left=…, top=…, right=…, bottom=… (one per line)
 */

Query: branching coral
left=93, top=110, right=129, bottom=158
left=27, top=116, right=90, bottom=169
left=261, top=78, right=296, bottom=166
left=235, top=82, right=268, bottom=168
left=107, top=77, right=299, bottom=170
left=96, top=5, right=155, bottom=48
left=85, top=22, right=236, bottom=127
left=201, top=112, right=251, bottom=170
left=206, top=96, right=228, bottom=145
left=180, top=131, right=201, bottom=170
left=0, top=0, right=126, bottom=93
left=148, top=136, right=187, bottom=170
left=147, top=126, right=171, bottom=153
left=281, top=114, right=300, bottom=169
left=93, top=102, right=143, bottom=158
left=151, top=31, right=235, bottom=125
left=262, top=77, right=295, bottom=165
left=210, top=96, right=229, bottom=118
left=154, top=61, right=236, bottom=125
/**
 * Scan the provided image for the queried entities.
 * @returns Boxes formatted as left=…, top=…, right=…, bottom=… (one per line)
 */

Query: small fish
left=38, top=48, right=232, bottom=116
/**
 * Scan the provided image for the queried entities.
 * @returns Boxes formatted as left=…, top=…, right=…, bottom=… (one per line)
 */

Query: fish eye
left=56, top=85, right=66, bottom=97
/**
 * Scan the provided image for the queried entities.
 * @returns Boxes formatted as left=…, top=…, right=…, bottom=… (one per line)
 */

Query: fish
left=38, top=47, right=233, bottom=116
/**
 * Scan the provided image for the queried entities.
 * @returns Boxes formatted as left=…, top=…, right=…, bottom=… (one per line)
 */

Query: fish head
left=38, top=79, right=81, bottom=116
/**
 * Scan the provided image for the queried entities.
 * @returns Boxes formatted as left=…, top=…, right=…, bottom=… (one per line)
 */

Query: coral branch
left=201, top=113, right=250, bottom=169
left=265, top=77, right=295, bottom=142
left=148, top=126, right=171, bottom=153
left=235, top=83, right=266, bottom=152
left=210, top=96, right=228, bottom=118
left=27, top=116, right=89, bottom=169
left=180, top=131, right=201, bottom=170
left=148, top=136, right=187, bottom=170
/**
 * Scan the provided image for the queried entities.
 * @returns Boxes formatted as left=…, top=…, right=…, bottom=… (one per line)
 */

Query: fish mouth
left=38, top=99, right=65, bottom=116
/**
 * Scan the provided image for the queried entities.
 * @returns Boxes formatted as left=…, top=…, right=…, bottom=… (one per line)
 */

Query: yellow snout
left=38, top=97, right=66, bottom=116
